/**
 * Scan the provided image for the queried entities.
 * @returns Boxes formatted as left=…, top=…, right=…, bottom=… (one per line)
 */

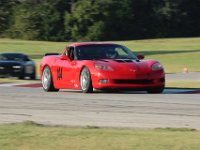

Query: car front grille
left=0, top=66, right=21, bottom=74
left=113, top=79, right=153, bottom=84
left=2, top=66, right=12, bottom=71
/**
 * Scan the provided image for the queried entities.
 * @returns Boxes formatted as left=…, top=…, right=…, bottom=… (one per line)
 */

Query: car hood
left=96, top=59, right=154, bottom=73
left=0, top=61, right=24, bottom=66
left=93, top=59, right=159, bottom=79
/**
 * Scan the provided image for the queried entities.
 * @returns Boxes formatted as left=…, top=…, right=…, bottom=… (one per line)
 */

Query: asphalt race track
left=0, top=79, right=200, bottom=129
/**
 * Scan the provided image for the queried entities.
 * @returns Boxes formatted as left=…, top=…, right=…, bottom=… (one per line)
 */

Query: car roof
left=68, top=42, right=118, bottom=47
left=0, top=52, right=26, bottom=55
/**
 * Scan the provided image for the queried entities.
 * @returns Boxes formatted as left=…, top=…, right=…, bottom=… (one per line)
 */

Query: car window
left=75, top=44, right=138, bottom=60
left=0, top=54, right=6, bottom=60
left=0, top=54, right=28, bottom=61
left=63, top=47, right=68, bottom=56
left=115, top=47, right=128, bottom=57
left=68, top=47, right=75, bottom=60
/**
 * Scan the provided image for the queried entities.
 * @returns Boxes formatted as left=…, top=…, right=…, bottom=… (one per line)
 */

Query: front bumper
left=0, top=67, right=22, bottom=77
left=0, top=64, right=35, bottom=77
left=91, top=71, right=165, bottom=90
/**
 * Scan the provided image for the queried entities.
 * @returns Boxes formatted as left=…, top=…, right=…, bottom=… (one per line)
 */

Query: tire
left=18, top=69, right=25, bottom=80
left=42, top=66, right=59, bottom=92
left=147, top=87, right=164, bottom=94
left=18, top=75, right=25, bottom=80
left=30, top=73, right=36, bottom=80
left=80, top=67, right=93, bottom=93
left=30, top=69, right=36, bottom=80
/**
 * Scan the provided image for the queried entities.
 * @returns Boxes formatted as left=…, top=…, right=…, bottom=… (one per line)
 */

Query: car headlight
left=94, top=64, right=113, bottom=71
left=25, top=65, right=34, bottom=73
left=152, top=62, right=163, bottom=71
left=13, top=66, right=21, bottom=69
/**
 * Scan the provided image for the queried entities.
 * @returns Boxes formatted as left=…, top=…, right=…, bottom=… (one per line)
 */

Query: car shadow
left=59, top=87, right=200, bottom=94
left=164, top=87, right=200, bottom=94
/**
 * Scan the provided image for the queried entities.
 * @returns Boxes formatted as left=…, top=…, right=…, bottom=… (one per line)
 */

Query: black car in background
left=0, top=53, right=36, bottom=79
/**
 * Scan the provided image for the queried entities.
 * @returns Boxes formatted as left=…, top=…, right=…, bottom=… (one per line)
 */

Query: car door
left=53, top=47, right=76, bottom=89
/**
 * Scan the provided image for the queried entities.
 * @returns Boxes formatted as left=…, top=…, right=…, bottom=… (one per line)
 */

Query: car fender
left=40, top=55, right=58, bottom=79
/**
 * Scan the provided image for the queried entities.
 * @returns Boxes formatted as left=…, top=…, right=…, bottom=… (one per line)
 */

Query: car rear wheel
left=147, top=87, right=164, bottom=94
left=18, top=68, right=25, bottom=79
left=42, top=66, right=59, bottom=92
left=30, top=73, right=36, bottom=80
left=80, top=67, right=93, bottom=93
left=18, top=75, right=25, bottom=80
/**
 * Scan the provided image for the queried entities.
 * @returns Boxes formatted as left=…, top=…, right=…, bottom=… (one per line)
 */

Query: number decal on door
left=57, top=67, right=62, bottom=80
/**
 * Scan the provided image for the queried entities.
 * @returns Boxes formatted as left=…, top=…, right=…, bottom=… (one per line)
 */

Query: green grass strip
left=0, top=121, right=200, bottom=150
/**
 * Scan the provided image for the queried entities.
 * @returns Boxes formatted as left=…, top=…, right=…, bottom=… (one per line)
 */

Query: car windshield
left=0, top=53, right=28, bottom=62
left=75, top=44, right=138, bottom=60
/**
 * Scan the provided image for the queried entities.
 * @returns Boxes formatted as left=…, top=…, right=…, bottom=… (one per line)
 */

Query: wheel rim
left=42, top=67, right=51, bottom=90
left=81, top=70, right=89, bottom=91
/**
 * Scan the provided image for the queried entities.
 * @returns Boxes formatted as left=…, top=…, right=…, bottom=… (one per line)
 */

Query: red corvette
left=40, top=42, right=165, bottom=93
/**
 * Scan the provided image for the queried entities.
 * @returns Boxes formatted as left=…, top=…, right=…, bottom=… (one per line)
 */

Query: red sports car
left=40, top=42, right=165, bottom=93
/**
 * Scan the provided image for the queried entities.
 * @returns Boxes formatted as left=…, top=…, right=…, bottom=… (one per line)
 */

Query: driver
left=106, top=49, right=118, bottom=59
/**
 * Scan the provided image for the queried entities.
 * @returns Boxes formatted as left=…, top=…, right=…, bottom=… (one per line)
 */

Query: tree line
left=0, top=0, right=200, bottom=41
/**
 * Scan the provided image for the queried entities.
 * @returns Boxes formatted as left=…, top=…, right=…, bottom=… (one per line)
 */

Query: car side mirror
left=137, top=54, right=145, bottom=60
left=60, top=55, right=68, bottom=60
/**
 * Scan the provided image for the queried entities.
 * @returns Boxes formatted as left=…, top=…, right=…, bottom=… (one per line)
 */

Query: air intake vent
left=113, top=79, right=153, bottom=84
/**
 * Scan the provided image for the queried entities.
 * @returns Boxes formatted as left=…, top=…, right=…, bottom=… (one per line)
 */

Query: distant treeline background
left=0, top=0, right=200, bottom=41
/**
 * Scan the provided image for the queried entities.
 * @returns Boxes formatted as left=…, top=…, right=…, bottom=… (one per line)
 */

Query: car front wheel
left=42, top=66, right=59, bottom=92
left=80, top=67, right=93, bottom=93
left=30, top=68, right=36, bottom=80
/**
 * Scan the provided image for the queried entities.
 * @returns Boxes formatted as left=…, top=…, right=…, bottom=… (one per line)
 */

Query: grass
left=1, top=37, right=200, bottom=73
left=0, top=121, right=200, bottom=150
left=0, top=38, right=67, bottom=56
